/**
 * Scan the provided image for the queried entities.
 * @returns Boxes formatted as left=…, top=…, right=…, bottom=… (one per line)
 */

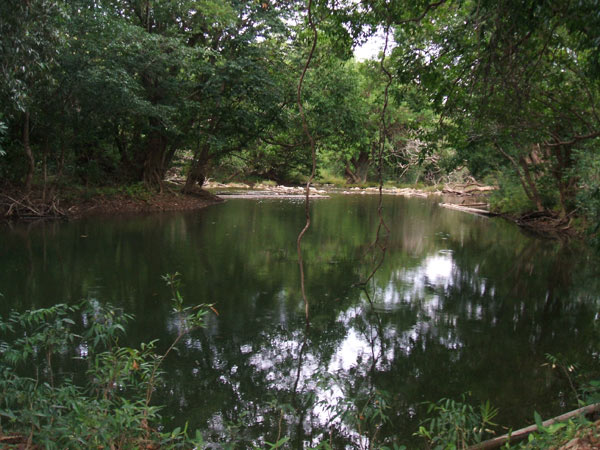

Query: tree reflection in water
left=1, top=196, right=599, bottom=446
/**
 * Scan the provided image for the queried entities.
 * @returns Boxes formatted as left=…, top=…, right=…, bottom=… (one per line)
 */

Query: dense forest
left=1, top=0, right=599, bottom=235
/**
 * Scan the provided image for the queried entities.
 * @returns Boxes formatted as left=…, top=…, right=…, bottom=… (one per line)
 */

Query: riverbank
left=0, top=181, right=585, bottom=240
left=0, top=183, right=223, bottom=221
left=204, top=180, right=444, bottom=199
left=0, top=179, right=496, bottom=221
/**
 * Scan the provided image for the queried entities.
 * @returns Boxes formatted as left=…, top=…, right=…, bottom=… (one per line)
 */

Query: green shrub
left=516, top=413, right=591, bottom=449
left=415, top=393, right=498, bottom=449
left=316, top=168, right=347, bottom=186
left=0, top=274, right=209, bottom=449
left=488, top=172, right=536, bottom=214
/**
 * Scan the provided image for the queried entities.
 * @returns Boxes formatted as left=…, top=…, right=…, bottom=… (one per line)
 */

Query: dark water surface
left=1, top=195, right=599, bottom=447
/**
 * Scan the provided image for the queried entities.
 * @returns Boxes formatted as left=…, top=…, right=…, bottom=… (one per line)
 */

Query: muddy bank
left=66, top=190, right=223, bottom=218
left=0, top=184, right=223, bottom=221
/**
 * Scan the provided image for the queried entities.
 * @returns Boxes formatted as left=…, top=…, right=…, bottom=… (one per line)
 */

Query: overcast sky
left=353, top=28, right=393, bottom=61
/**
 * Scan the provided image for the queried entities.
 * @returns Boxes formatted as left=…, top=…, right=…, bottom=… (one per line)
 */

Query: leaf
left=546, top=422, right=567, bottom=434
left=265, top=437, right=290, bottom=448
left=534, top=411, right=546, bottom=432
left=0, top=409, right=17, bottom=420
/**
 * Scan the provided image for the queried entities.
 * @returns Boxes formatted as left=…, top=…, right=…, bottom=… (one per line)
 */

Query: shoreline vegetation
left=0, top=183, right=223, bottom=220
left=0, top=179, right=581, bottom=239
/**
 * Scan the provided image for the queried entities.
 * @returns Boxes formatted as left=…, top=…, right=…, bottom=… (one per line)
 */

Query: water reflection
left=1, top=196, right=599, bottom=447
left=382, top=251, right=456, bottom=305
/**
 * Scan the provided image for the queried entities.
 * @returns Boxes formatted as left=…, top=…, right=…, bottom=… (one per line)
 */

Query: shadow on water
left=1, top=195, right=599, bottom=446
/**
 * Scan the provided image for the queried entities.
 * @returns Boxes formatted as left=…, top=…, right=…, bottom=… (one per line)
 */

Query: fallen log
left=461, top=202, right=488, bottom=208
left=469, top=403, right=600, bottom=450
left=439, top=203, right=496, bottom=216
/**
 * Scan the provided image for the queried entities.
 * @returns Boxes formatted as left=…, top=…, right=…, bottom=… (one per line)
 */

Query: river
left=1, top=194, right=599, bottom=447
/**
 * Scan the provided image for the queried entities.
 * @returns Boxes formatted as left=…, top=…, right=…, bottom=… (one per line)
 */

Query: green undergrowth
left=487, top=171, right=560, bottom=216
left=64, top=182, right=155, bottom=201
left=315, top=168, right=347, bottom=186
left=515, top=412, right=598, bottom=449
left=415, top=353, right=600, bottom=449
left=415, top=397, right=599, bottom=450
left=0, top=273, right=209, bottom=449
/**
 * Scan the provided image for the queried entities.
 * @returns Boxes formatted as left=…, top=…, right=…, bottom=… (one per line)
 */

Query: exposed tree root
left=514, top=210, right=575, bottom=234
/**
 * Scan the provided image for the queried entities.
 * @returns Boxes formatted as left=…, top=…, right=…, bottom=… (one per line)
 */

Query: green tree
left=0, top=0, right=65, bottom=190
left=179, top=1, right=300, bottom=192
left=395, top=0, right=600, bottom=217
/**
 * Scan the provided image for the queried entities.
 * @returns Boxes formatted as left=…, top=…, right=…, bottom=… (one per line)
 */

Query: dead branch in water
left=1, top=192, right=66, bottom=220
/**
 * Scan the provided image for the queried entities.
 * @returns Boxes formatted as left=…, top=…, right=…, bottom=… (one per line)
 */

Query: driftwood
left=469, top=403, right=600, bottom=450
left=462, top=202, right=488, bottom=208
left=439, top=203, right=496, bottom=216
left=1, top=193, right=66, bottom=219
left=443, top=183, right=497, bottom=196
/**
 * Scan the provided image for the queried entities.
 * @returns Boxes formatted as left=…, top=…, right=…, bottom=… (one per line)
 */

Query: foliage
left=0, top=0, right=64, bottom=112
left=0, top=118, right=6, bottom=157
left=0, top=274, right=209, bottom=448
left=394, top=0, right=600, bottom=223
left=488, top=171, right=538, bottom=215
left=0, top=0, right=458, bottom=194
left=0, top=0, right=599, bottom=232
left=315, top=373, right=396, bottom=449
left=415, top=394, right=499, bottom=449
left=573, top=147, right=600, bottom=243
left=516, top=413, right=592, bottom=449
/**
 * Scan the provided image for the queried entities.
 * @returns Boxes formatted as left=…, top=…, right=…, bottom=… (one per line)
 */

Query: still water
left=1, top=195, right=599, bottom=447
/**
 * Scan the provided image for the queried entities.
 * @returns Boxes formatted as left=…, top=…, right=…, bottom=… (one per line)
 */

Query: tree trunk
left=183, top=145, right=210, bottom=193
left=345, top=163, right=360, bottom=183
left=113, top=123, right=135, bottom=179
left=494, top=142, right=545, bottom=212
left=550, top=145, right=576, bottom=218
left=519, top=157, right=544, bottom=211
left=142, top=129, right=168, bottom=191
left=23, top=111, right=34, bottom=192
left=345, top=151, right=370, bottom=184
left=42, top=138, right=49, bottom=202
left=57, top=129, right=65, bottom=179
left=140, top=70, right=168, bottom=189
